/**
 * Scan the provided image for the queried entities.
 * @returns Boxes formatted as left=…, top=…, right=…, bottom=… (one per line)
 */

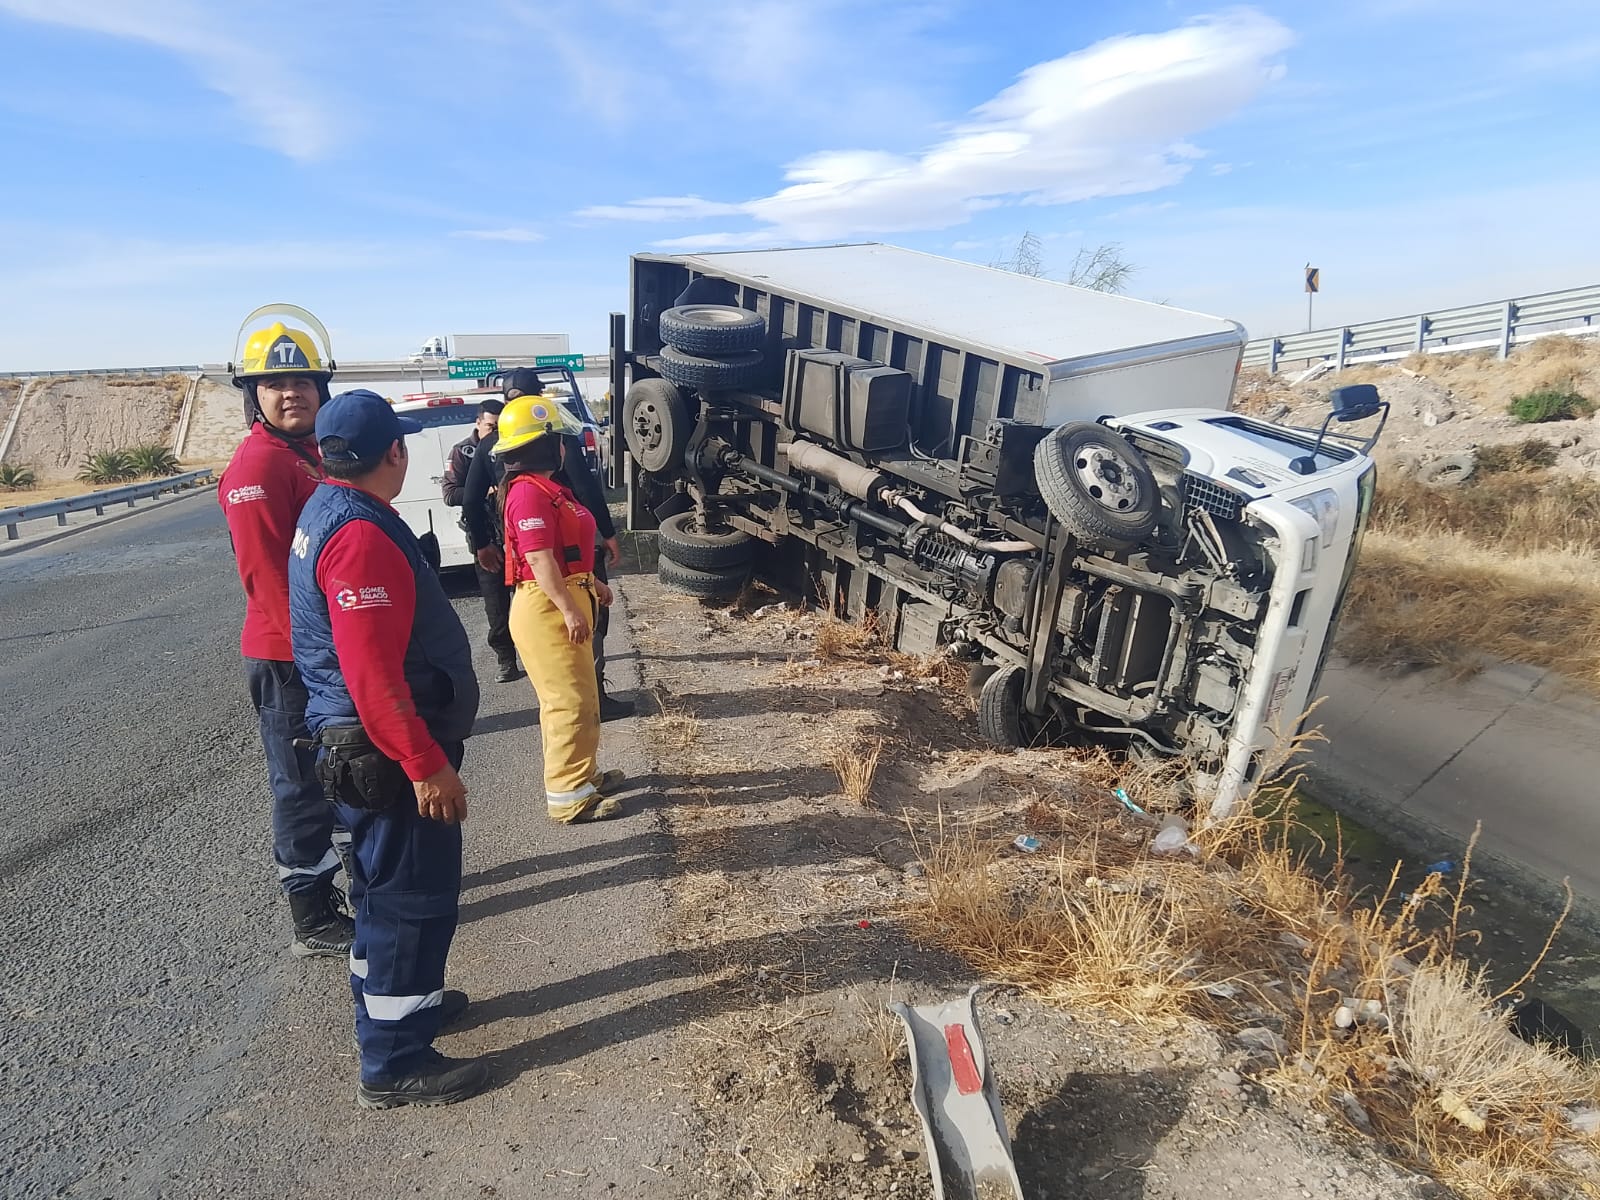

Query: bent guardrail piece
left=1, top=469, right=214, bottom=540
left=890, top=986, right=1025, bottom=1200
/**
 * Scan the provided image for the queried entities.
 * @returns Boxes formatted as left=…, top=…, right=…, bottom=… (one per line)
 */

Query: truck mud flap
left=890, top=986, right=1025, bottom=1200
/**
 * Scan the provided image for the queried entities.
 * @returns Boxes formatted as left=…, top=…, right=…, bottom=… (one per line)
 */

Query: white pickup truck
left=610, top=244, right=1386, bottom=817
left=391, top=379, right=606, bottom=572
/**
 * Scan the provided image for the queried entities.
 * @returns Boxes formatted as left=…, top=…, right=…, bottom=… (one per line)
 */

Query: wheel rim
left=631, top=399, right=666, bottom=458
left=1072, top=444, right=1143, bottom=514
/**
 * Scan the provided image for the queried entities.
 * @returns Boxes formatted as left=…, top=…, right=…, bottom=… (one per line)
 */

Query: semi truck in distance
left=608, top=244, right=1385, bottom=816
left=409, top=332, right=572, bottom=362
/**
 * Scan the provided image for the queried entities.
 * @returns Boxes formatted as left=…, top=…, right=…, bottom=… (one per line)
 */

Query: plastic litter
left=1424, top=859, right=1455, bottom=876
left=1112, top=786, right=1147, bottom=817
left=1151, top=816, right=1198, bottom=857
left=1012, top=835, right=1043, bottom=854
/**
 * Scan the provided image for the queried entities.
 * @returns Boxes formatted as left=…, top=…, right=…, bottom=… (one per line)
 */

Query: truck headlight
left=1291, top=489, right=1340, bottom=550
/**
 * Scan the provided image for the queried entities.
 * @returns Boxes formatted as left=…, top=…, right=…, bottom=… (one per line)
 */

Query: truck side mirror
left=1328, top=383, right=1381, bottom=422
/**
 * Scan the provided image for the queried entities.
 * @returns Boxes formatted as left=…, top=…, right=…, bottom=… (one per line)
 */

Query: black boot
left=598, top=690, right=635, bottom=721
left=288, top=889, right=355, bottom=959
left=495, top=656, right=524, bottom=683
left=356, top=1050, right=489, bottom=1110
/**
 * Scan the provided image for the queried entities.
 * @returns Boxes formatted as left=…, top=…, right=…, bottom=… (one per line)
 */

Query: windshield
left=398, top=405, right=478, bottom=429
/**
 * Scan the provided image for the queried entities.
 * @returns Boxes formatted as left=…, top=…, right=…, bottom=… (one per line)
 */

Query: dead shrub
left=904, top=751, right=1600, bottom=1199
left=831, top=738, right=883, bottom=807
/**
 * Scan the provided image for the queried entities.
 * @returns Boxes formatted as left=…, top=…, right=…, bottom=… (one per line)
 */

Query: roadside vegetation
left=903, top=735, right=1600, bottom=1200
left=77, top=444, right=182, bottom=485
left=1340, top=465, right=1600, bottom=690
left=0, top=462, right=38, bottom=491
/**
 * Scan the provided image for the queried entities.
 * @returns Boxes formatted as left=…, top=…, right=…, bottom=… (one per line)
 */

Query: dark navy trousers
left=244, top=659, right=343, bottom=896
left=333, top=741, right=464, bottom=1082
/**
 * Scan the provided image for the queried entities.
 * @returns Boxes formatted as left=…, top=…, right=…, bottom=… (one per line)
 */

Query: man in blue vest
left=287, top=389, right=487, bottom=1109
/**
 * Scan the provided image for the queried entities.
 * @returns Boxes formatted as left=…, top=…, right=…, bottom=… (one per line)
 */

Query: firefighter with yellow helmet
left=218, top=304, right=356, bottom=958
left=495, top=392, right=626, bottom=822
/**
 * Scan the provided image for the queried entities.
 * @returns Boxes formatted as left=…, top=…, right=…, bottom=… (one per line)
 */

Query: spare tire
left=623, top=378, right=691, bottom=475
left=659, top=305, right=766, bottom=356
left=657, top=346, right=763, bottom=392
left=657, top=511, right=755, bottom=572
left=1418, top=451, right=1476, bottom=488
left=1033, top=422, right=1160, bottom=551
left=658, top=557, right=748, bottom=601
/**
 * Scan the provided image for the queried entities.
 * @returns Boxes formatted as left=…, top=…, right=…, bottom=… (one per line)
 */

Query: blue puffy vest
left=288, top=482, right=479, bottom=746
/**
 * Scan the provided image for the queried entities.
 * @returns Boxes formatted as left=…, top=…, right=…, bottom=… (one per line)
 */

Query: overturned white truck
left=606, top=244, right=1384, bottom=816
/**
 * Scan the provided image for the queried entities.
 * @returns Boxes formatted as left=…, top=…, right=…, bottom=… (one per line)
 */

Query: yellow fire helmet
left=493, top=392, right=579, bottom=456
left=230, top=303, right=336, bottom=383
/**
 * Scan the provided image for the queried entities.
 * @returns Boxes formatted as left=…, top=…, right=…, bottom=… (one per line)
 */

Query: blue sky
left=0, top=0, right=1596, bottom=370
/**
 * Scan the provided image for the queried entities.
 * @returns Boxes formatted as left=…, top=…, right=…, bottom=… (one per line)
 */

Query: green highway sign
left=446, top=357, right=499, bottom=378
left=535, top=353, right=586, bottom=372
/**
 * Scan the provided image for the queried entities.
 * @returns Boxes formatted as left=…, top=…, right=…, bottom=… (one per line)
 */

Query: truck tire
left=1419, top=451, right=1476, bottom=488
left=657, top=346, right=764, bottom=392
left=658, top=557, right=748, bottom=601
left=659, top=305, right=766, bottom=356
left=1033, top=422, right=1160, bottom=551
left=657, top=511, right=755, bottom=572
left=623, top=378, right=691, bottom=475
left=977, top=665, right=1029, bottom=748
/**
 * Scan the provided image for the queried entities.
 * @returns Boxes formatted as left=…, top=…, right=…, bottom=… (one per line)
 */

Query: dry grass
left=904, top=760, right=1600, bottom=1200
left=1340, top=468, right=1600, bottom=688
left=814, top=610, right=884, bottom=661
left=831, top=738, right=883, bottom=807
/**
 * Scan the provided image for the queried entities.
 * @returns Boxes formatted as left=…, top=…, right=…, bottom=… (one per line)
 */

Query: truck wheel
left=658, top=511, right=755, bottom=572
left=1033, top=422, right=1160, bottom=551
left=657, top=346, right=763, bottom=392
left=658, top=557, right=748, bottom=601
left=659, top=305, right=766, bottom=356
left=623, top=378, right=691, bottom=474
left=977, top=665, right=1032, bottom=748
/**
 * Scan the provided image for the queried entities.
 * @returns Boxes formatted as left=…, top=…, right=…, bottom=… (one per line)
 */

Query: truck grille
left=1183, top=473, right=1244, bottom=522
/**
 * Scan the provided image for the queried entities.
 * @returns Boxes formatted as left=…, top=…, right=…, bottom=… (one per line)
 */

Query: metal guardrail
left=2, top=469, right=214, bottom=541
left=0, top=365, right=202, bottom=381
left=1243, top=284, right=1600, bottom=373
left=0, top=355, right=612, bottom=382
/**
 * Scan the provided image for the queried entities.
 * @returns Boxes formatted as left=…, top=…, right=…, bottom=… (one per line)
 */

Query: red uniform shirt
left=502, top=472, right=597, bottom=583
left=315, top=484, right=447, bottom=781
left=220, top=424, right=322, bottom=661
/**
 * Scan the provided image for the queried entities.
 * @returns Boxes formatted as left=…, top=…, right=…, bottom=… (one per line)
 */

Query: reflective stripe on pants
left=334, top=740, right=464, bottom=1083
left=509, top=576, right=600, bottom=813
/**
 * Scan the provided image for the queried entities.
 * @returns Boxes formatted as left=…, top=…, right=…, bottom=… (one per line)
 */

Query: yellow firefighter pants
left=509, top=574, right=603, bottom=822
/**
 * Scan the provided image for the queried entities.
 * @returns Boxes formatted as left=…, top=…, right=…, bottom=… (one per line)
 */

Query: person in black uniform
left=462, top=369, right=634, bottom=721
left=441, top=397, right=520, bottom=683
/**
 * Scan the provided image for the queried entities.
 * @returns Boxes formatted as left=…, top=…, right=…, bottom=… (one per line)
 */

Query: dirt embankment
left=1235, top=335, right=1600, bottom=477
left=4, top=375, right=190, bottom=481
left=621, top=562, right=1483, bottom=1200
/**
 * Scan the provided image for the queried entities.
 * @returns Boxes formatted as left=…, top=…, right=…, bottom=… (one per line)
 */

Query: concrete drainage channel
left=1304, top=656, right=1600, bottom=1043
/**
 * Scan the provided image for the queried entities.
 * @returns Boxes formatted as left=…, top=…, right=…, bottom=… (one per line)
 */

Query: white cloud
left=449, top=228, right=546, bottom=243
left=584, top=9, right=1294, bottom=242
left=0, top=0, right=338, bottom=159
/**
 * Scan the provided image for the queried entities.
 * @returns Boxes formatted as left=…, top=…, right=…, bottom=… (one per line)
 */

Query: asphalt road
left=0, top=490, right=695, bottom=1198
